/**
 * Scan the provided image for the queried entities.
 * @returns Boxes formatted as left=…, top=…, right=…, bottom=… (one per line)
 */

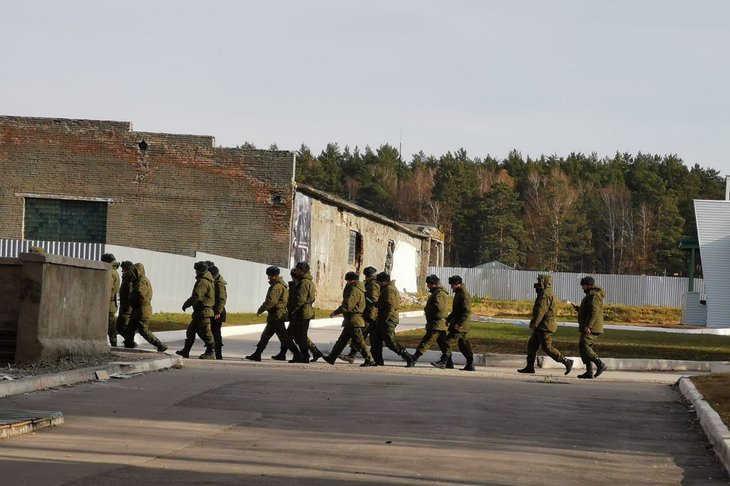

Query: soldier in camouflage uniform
left=324, top=272, right=376, bottom=367
left=209, top=264, right=227, bottom=360
left=246, top=266, right=304, bottom=362
left=101, top=253, right=121, bottom=347
left=431, top=275, right=474, bottom=371
left=407, top=274, right=449, bottom=367
left=271, top=269, right=300, bottom=361
left=125, top=263, right=167, bottom=352
left=288, top=261, right=323, bottom=363
left=341, top=266, right=378, bottom=363
left=574, top=276, right=607, bottom=379
left=176, top=261, right=216, bottom=359
left=370, top=272, right=414, bottom=366
left=517, top=275, right=574, bottom=375
left=116, top=261, right=134, bottom=346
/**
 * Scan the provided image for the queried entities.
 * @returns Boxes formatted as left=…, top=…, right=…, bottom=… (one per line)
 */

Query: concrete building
left=0, top=115, right=442, bottom=305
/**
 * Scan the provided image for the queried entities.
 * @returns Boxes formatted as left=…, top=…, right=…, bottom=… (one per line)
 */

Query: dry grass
left=690, top=374, right=730, bottom=428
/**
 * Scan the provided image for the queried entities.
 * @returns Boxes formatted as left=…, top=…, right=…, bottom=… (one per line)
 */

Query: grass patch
left=690, top=374, right=730, bottom=428
left=397, top=321, right=730, bottom=361
left=472, top=298, right=682, bottom=326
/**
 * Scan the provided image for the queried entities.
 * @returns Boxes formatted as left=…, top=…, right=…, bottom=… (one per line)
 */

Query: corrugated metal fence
left=427, top=267, right=704, bottom=307
left=0, top=239, right=281, bottom=313
left=0, top=239, right=105, bottom=260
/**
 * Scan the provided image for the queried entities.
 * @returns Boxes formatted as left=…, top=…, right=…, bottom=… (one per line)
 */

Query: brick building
left=0, top=115, right=442, bottom=304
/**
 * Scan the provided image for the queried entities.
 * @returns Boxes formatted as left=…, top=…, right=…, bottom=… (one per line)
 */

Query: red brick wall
left=0, top=116, right=294, bottom=266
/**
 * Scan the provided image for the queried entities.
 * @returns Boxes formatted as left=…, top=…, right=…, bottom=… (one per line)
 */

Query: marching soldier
left=517, top=275, right=574, bottom=375
left=125, top=263, right=167, bottom=352
left=341, top=266, right=378, bottom=363
left=246, top=266, right=304, bottom=362
left=176, top=261, right=216, bottom=359
left=431, top=275, right=474, bottom=371
left=288, top=261, right=323, bottom=363
left=574, top=276, right=608, bottom=379
left=370, top=272, right=414, bottom=367
left=101, top=253, right=121, bottom=347
left=324, top=272, right=376, bottom=367
left=209, top=264, right=227, bottom=360
left=408, top=274, right=449, bottom=367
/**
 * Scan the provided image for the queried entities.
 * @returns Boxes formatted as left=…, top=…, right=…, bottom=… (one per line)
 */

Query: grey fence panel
left=0, top=239, right=105, bottom=260
left=428, top=267, right=704, bottom=308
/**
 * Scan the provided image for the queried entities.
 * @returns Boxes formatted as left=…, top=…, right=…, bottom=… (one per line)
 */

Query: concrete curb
left=0, top=354, right=182, bottom=399
left=678, top=377, right=730, bottom=475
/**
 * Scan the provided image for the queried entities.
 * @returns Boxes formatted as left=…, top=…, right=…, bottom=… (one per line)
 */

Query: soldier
left=340, top=266, right=378, bottom=363
left=100, top=253, right=121, bottom=347
left=116, top=260, right=134, bottom=347
left=431, top=275, right=474, bottom=371
left=209, top=264, right=227, bottom=360
left=517, top=275, right=574, bottom=375
left=324, top=272, right=376, bottom=367
left=288, top=261, right=323, bottom=363
left=573, top=276, right=608, bottom=379
left=246, top=266, right=304, bottom=362
left=408, top=274, right=449, bottom=367
left=176, top=261, right=216, bottom=359
left=271, top=269, right=300, bottom=361
left=125, top=263, right=167, bottom=352
left=370, top=272, right=414, bottom=367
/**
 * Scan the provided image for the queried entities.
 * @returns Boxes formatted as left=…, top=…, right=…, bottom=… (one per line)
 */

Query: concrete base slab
left=0, top=409, right=64, bottom=439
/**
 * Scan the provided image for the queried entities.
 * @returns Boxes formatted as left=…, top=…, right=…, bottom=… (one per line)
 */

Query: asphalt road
left=0, top=346, right=727, bottom=485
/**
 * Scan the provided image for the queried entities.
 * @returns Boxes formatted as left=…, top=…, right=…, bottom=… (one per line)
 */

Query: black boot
left=461, top=360, right=475, bottom=371
left=176, top=339, right=194, bottom=358
left=245, top=347, right=263, bottom=361
left=561, top=357, right=574, bottom=375
left=431, top=356, right=447, bottom=369
left=271, top=343, right=287, bottom=361
left=371, top=348, right=384, bottom=366
left=412, top=350, right=423, bottom=364
left=110, top=338, right=118, bottom=347
left=517, top=356, right=536, bottom=374
left=323, top=354, right=337, bottom=365
left=347, top=347, right=358, bottom=358
left=215, top=345, right=223, bottom=360
left=199, top=344, right=215, bottom=359
left=593, top=358, right=607, bottom=378
left=445, top=357, right=454, bottom=369
left=154, top=340, right=168, bottom=353
left=577, top=361, right=593, bottom=379
left=310, top=345, right=324, bottom=363
left=402, top=350, right=415, bottom=367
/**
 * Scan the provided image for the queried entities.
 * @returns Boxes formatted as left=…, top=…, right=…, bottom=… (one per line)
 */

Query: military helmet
left=363, top=266, right=377, bottom=277
left=376, top=271, right=391, bottom=282
left=448, top=275, right=463, bottom=285
left=425, top=274, right=440, bottom=284
left=580, top=276, right=595, bottom=286
left=193, top=261, right=208, bottom=272
left=345, top=271, right=360, bottom=281
left=266, top=266, right=280, bottom=276
left=101, top=253, right=116, bottom=263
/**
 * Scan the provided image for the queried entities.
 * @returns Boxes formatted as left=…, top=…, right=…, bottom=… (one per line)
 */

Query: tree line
left=280, top=142, right=723, bottom=276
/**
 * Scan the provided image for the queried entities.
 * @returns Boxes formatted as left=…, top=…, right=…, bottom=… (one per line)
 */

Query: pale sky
left=3, top=1, right=729, bottom=174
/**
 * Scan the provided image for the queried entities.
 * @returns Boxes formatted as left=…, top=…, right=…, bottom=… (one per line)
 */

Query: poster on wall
left=290, top=192, right=311, bottom=268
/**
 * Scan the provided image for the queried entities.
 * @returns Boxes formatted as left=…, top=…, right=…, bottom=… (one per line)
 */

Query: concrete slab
left=0, top=409, right=63, bottom=439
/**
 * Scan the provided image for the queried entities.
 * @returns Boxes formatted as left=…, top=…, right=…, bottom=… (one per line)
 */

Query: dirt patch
left=0, top=350, right=162, bottom=380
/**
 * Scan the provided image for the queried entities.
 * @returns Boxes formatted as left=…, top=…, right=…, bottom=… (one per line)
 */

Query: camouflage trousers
left=416, top=328, right=448, bottom=355
left=370, top=321, right=406, bottom=358
left=579, top=332, right=601, bottom=363
left=108, top=311, right=117, bottom=343
left=257, top=318, right=297, bottom=352
left=288, top=318, right=315, bottom=358
left=116, top=313, right=130, bottom=339
left=526, top=329, right=564, bottom=362
left=331, top=326, right=373, bottom=362
left=444, top=330, right=473, bottom=361
left=210, top=316, right=224, bottom=348
left=186, top=315, right=214, bottom=347
left=127, top=316, right=163, bottom=347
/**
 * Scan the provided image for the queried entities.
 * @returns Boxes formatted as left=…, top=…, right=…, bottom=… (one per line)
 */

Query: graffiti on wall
left=290, top=192, right=311, bottom=268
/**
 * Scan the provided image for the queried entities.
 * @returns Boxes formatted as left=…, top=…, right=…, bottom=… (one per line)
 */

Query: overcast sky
left=3, top=1, right=729, bottom=174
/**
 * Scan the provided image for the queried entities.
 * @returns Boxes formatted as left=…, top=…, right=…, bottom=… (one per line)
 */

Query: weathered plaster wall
left=308, top=198, right=426, bottom=307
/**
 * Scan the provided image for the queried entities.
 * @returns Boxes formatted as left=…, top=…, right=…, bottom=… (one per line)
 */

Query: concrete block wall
left=14, top=253, right=109, bottom=364
left=0, top=258, right=23, bottom=362
left=0, top=116, right=295, bottom=267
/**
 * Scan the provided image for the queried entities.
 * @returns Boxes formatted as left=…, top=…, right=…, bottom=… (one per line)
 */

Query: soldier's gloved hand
left=182, top=304, right=189, bottom=311
left=214, top=313, right=221, bottom=320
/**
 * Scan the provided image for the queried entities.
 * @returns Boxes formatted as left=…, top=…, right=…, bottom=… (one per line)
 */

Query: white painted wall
left=694, top=199, right=730, bottom=327
left=391, top=240, right=418, bottom=293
